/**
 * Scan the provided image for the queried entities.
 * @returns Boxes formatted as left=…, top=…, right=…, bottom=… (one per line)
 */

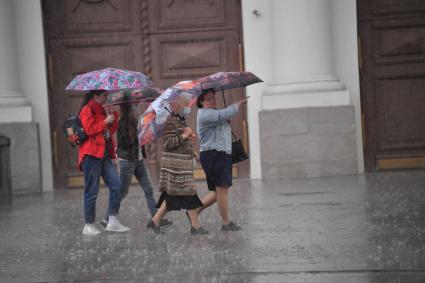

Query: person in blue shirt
left=196, top=88, right=247, bottom=231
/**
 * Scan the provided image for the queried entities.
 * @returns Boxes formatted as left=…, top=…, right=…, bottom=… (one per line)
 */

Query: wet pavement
left=1, top=170, right=425, bottom=282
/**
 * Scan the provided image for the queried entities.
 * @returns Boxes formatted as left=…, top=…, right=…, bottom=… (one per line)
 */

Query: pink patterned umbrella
left=137, top=72, right=262, bottom=146
left=138, top=80, right=199, bottom=146
left=65, top=68, right=152, bottom=91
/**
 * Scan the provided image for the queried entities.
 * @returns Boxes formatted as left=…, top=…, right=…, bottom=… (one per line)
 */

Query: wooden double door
left=42, top=0, right=248, bottom=189
left=358, top=0, right=425, bottom=171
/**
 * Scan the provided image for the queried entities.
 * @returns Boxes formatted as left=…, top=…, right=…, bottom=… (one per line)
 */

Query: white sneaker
left=82, top=224, right=101, bottom=235
left=106, top=216, right=130, bottom=233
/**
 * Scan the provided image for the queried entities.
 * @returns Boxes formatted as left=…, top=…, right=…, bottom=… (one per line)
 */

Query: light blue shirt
left=197, top=104, right=239, bottom=154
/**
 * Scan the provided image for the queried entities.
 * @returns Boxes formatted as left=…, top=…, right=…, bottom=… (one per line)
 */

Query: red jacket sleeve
left=80, top=106, right=106, bottom=136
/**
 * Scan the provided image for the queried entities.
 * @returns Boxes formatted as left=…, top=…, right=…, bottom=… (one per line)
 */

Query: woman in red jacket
left=78, top=90, right=129, bottom=235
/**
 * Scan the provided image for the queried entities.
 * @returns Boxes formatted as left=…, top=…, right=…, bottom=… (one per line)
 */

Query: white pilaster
left=13, top=0, right=53, bottom=191
left=0, top=0, right=31, bottom=122
left=263, top=0, right=350, bottom=109
left=242, top=0, right=271, bottom=179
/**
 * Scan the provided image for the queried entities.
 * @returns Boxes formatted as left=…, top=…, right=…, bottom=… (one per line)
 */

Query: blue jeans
left=119, top=159, right=157, bottom=217
left=82, top=155, right=122, bottom=224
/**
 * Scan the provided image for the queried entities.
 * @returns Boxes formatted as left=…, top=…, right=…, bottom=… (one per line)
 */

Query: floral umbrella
left=65, top=68, right=152, bottom=91
left=138, top=80, right=200, bottom=146
left=137, top=72, right=263, bottom=146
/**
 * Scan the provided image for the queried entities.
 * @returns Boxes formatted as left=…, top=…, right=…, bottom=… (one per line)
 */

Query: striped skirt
left=159, top=151, right=196, bottom=196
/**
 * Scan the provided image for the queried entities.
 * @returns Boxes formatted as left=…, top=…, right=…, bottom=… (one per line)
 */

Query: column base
left=0, top=122, right=41, bottom=194
left=259, top=105, right=357, bottom=179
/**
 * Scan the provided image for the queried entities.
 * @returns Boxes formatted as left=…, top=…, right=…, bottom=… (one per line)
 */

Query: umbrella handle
left=221, top=88, right=227, bottom=107
left=221, top=88, right=230, bottom=125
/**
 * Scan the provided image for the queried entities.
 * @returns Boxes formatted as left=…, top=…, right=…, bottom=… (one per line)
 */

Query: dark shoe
left=159, top=219, right=173, bottom=228
left=222, top=221, right=241, bottom=232
left=100, top=218, right=108, bottom=229
left=190, top=226, right=209, bottom=235
left=185, top=210, right=193, bottom=226
left=147, top=221, right=163, bottom=234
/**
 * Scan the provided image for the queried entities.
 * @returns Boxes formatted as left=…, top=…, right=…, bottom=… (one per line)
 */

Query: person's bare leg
left=188, top=209, right=200, bottom=228
left=216, top=187, right=230, bottom=225
left=152, top=201, right=167, bottom=226
left=197, top=191, right=217, bottom=215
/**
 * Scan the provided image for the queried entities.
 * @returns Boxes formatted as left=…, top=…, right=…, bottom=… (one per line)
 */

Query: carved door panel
left=147, top=0, right=248, bottom=178
left=358, top=0, right=425, bottom=171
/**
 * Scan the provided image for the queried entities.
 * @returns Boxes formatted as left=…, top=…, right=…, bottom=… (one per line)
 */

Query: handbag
left=231, top=132, right=248, bottom=164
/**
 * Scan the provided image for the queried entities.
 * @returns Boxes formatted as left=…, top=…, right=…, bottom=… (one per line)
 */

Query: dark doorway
left=358, top=0, right=425, bottom=171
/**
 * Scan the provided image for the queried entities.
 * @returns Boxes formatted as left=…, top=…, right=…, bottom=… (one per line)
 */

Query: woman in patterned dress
left=146, top=101, right=208, bottom=235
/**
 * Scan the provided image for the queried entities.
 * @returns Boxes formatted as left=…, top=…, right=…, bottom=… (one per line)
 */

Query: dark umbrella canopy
left=104, top=87, right=161, bottom=105
left=194, top=71, right=262, bottom=91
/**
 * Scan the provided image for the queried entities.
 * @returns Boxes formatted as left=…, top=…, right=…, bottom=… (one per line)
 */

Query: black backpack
left=63, top=114, right=88, bottom=147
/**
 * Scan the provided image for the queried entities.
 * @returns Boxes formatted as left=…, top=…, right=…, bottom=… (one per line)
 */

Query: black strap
left=141, top=145, right=147, bottom=159
left=164, top=106, right=185, bottom=122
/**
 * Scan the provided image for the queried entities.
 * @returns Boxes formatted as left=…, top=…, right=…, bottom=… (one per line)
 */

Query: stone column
left=263, top=0, right=349, bottom=109
left=259, top=0, right=356, bottom=179
left=0, top=0, right=31, bottom=122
